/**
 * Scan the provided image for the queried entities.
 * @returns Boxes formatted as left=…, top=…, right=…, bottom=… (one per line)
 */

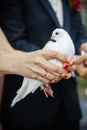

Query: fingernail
left=51, top=80, right=57, bottom=83
left=62, top=73, right=68, bottom=79
left=63, top=63, right=69, bottom=69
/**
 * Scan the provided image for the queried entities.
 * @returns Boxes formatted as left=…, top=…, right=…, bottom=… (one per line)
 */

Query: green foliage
left=76, top=76, right=87, bottom=97
left=77, top=76, right=87, bottom=86
left=81, top=5, right=87, bottom=36
left=77, top=2, right=87, bottom=97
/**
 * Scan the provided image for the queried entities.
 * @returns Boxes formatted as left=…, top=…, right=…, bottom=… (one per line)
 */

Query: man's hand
left=74, top=43, right=87, bottom=80
left=75, top=55, right=87, bottom=80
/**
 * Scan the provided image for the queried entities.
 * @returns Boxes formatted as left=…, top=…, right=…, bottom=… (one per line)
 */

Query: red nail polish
left=63, top=63, right=69, bottom=69
left=51, top=80, right=56, bottom=83
left=62, top=73, right=68, bottom=79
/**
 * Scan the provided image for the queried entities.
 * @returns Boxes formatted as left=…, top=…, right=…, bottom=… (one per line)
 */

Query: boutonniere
left=68, top=0, right=82, bottom=12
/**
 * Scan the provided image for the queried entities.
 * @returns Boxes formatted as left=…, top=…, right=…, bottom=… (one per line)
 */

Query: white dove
left=11, top=28, right=75, bottom=107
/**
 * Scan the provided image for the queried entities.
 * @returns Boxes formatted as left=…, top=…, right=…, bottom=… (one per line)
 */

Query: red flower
left=69, top=0, right=82, bottom=12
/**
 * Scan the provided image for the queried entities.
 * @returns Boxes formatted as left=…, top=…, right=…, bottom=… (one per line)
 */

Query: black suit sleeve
left=0, top=0, right=39, bottom=52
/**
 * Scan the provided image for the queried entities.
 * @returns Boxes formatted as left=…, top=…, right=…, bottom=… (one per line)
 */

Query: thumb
left=74, top=55, right=87, bottom=64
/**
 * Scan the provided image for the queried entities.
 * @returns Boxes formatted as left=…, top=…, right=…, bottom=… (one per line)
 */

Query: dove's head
left=50, top=28, right=75, bottom=61
left=51, top=28, right=70, bottom=41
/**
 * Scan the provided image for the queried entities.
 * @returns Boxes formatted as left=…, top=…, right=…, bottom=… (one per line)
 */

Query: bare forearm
left=0, top=49, right=22, bottom=75
left=0, top=29, right=70, bottom=83
left=0, top=28, right=14, bottom=53
left=0, top=28, right=19, bottom=74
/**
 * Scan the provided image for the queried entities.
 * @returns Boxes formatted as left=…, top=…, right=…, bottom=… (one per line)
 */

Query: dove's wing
left=11, top=40, right=61, bottom=107
left=11, top=78, right=42, bottom=107
left=61, top=37, right=75, bottom=61
left=11, top=28, right=75, bottom=107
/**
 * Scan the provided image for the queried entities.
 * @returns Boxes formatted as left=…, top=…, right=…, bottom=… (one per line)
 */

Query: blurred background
left=77, top=1, right=87, bottom=130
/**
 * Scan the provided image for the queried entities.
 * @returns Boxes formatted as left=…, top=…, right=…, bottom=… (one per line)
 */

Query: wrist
left=0, top=49, right=21, bottom=75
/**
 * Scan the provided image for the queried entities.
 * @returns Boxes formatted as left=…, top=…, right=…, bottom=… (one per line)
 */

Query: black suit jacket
left=0, top=0, right=87, bottom=128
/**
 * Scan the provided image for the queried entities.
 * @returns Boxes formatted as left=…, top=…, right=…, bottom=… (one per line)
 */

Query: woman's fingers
left=34, top=55, right=67, bottom=75
left=21, top=49, right=73, bottom=83
left=39, top=49, right=67, bottom=63
left=27, top=70, right=61, bottom=84
left=31, top=64, right=62, bottom=82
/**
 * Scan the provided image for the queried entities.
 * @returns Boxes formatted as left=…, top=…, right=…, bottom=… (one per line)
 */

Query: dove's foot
left=40, top=84, right=53, bottom=98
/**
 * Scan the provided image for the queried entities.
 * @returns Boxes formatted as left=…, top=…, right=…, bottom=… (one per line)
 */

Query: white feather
left=11, top=28, right=75, bottom=107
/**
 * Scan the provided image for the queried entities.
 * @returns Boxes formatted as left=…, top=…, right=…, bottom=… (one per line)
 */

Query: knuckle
left=37, top=50, right=43, bottom=55
left=53, top=66, right=59, bottom=72
left=32, top=75, right=37, bottom=79
left=34, top=57, right=41, bottom=65
left=46, top=80, right=50, bottom=84
left=53, top=51, right=57, bottom=57
left=48, top=75, right=55, bottom=80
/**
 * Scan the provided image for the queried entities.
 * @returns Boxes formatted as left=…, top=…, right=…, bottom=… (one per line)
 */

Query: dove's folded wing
left=11, top=78, right=42, bottom=107
left=11, top=28, right=76, bottom=107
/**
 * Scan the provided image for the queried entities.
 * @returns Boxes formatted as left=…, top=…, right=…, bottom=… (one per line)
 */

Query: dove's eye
left=55, top=32, right=59, bottom=35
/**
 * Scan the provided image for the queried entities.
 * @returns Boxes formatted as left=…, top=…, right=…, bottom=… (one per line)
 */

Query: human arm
left=0, top=28, right=69, bottom=83
left=0, top=0, right=73, bottom=82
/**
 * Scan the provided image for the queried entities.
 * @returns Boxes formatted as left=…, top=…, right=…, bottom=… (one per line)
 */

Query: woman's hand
left=0, top=28, right=76, bottom=83
left=0, top=48, right=75, bottom=83
left=14, top=49, right=69, bottom=84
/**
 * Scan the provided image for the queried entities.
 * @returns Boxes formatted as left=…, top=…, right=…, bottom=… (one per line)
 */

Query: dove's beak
left=50, top=39, right=56, bottom=42
left=50, top=35, right=56, bottom=42
left=51, top=35, right=55, bottom=39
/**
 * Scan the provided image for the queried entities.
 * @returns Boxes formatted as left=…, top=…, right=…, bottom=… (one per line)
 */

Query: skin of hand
left=74, top=43, right=87, bottom=80
left=80, top=43, right=87, bottom=53
left=75, top=55, right=87, bottom=80
left=0, top=28, right=73, bottom=83
left=0, top=28, right=67, bottom=83
left=0, top=48, right=69, bottom=84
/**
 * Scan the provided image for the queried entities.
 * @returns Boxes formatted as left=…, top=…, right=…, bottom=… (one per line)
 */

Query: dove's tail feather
left=11, top=78, right=42, bottom=107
